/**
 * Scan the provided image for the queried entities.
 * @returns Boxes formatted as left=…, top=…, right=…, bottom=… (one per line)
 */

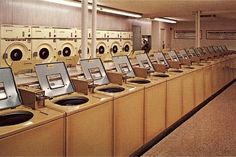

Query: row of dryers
left=0, top=25, right=133, bottom=67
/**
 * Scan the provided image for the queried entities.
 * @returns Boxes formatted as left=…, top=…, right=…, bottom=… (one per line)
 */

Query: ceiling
left=95, top=0, right=236, bottom=21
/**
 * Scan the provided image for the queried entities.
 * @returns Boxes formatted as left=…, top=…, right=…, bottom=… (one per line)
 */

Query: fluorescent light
left=98, top=7, right=142, bottom=18
left=42, top=0, right=142, bottom=18
left=42, top=0, right=82, bottom=8
left=154, top=18, right=177, bottom=24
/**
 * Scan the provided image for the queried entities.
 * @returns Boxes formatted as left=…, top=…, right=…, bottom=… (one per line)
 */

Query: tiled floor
left=143, top=83, right=236, bottom=156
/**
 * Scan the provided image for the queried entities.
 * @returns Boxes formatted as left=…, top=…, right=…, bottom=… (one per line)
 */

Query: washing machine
left=96, top=30, right=111, bottom=61
left=0, top=67, right=64, bottom=156
left=0, top=25, right=31, bottom=68
left=34, top=62, right=114, bottom=156
left=121, top=31, right=133, bottom=56
left=108, top=31, right=123, bottom=57
left=31, top=26, right=57, bottom=63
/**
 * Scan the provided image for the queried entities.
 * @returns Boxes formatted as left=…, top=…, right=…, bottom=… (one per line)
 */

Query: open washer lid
left=154, top=52, right=170, bottom=68
left=168, top=50, right=181, bottom=62
left=188, top=48, right=199, bottom=57
left=179, top=49, right=190, bottom=59
left=35, top=62, right=74, bottom=98
left=0, top=67, right=21, bottom=110
left=136, top=53, right=155, bottom=72
left=80, top=58, right=110, bottom=85
left=112, top=55, right=135, bottom=78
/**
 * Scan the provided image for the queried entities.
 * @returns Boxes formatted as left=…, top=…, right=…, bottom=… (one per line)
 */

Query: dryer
left=108, top=31, right=123, bottom=57
left=55, top=27, right=79, bottom=59
left=121, top=31, right=133, bottom=56
left=96, top=30, right=111, bottom=61
left=31, top=26, right=57, bottom=63
left=0, top=25, right=31, bottom=68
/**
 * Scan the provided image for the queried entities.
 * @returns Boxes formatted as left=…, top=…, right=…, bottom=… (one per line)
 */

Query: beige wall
left=172, top=20, right=236, bottom=49
left=151, top=21, right=173, bottom=50
left=0, top=0, right=134, bottom=30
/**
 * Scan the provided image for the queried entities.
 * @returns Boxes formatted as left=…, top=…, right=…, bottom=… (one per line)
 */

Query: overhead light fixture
left=42, top=0, right=82, bottom=8
left=154, top=18, right=177, bottom=24
left=42, top=0, right=142, bottom=18
left=97, top=7, right=142, bottom=18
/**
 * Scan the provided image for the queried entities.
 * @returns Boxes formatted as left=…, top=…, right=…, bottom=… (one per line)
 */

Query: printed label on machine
left=89, top=67, right=103, bottom=80
left=119, top=63, right=130, bottom=74
left=141, top=60, right=151, bottom=70
left=46, top=74, right=65, bottom=89
left=0, top=82, right=7, bottom=100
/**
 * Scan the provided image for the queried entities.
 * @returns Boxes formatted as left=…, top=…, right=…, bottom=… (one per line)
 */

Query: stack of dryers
left=109, top=30, right=123, bottom=57
left=0, top=25, right=31, bottom=67
left=96, top=30, right=111, bottom=61
left=121, top=31, right=133, bottom=56
left=31, top=26, right=57, bottom=63
left=55, top=27, right=79, bottom=58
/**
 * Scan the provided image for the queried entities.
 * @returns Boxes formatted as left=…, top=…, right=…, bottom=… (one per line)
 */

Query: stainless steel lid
left=112, top=55, right=135, bottom=77
left=0, top=67, right=21, bottom=110
left=80, top=58, right=110, bottom=85
left=136, top=53, right=155, bottom=72
left=35, top=62, right=74, bottom=98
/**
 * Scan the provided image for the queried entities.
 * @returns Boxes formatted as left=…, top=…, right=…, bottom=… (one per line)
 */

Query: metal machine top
left=0, top=67, right=21, bottom=110
left=136, top=53, right=155, bottom=72
left=80, top=58, right=110, bottom=85
left=35, top=62, right=74, bottom=98
left=112, top=55, right=136, bottom=77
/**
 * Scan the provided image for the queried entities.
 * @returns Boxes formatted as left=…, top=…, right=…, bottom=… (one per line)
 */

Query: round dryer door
left=98, top=45, right=105, bottom=55
left=39, top=48, right=50, bottom=60
left=11, top=49, right=23, bottom=61
left=63, top=47, right=72, bottom=57
left=110, top=42, right=122, bottom=56
left=35, top=44, right=56, bottom=63
left=96, top=42, right=110, bottom=61
left=123, top=41, right=132, bottom=55
left=60, top=42, right=77, bottom=57
left=112, top=45, right=118, bottom=54
left=3, top=42, right=31, bottom=66
left=124, top=45, right=130, bottom=52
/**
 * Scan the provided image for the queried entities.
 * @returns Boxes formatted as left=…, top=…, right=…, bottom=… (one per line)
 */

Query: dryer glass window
left=89, top=67, right=102, bottom=80
left=124, top=45, right=130, bottom=52
left=112, top=45, right=118, bottom=53
left=0, top=82, right=7, bottom=100
left=39, top=48, right=49, bottom=59
left=11, top=49, right=23, bottom=61
left=63, top=47, right=71, bottom=57
left=98, top=46, right=105, bottom=54
left=46, top=73, right=65, bottom=89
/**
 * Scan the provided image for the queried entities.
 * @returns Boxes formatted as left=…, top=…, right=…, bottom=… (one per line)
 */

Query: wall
left=128, top=18, right=152, bottom=35
left=172, top=20, right=236, bottom=49
left=159, top=22, right=172, bottom=49
left=0, top=0, right=134, bottom=30
left=151, top=21, right=173, bottom=50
